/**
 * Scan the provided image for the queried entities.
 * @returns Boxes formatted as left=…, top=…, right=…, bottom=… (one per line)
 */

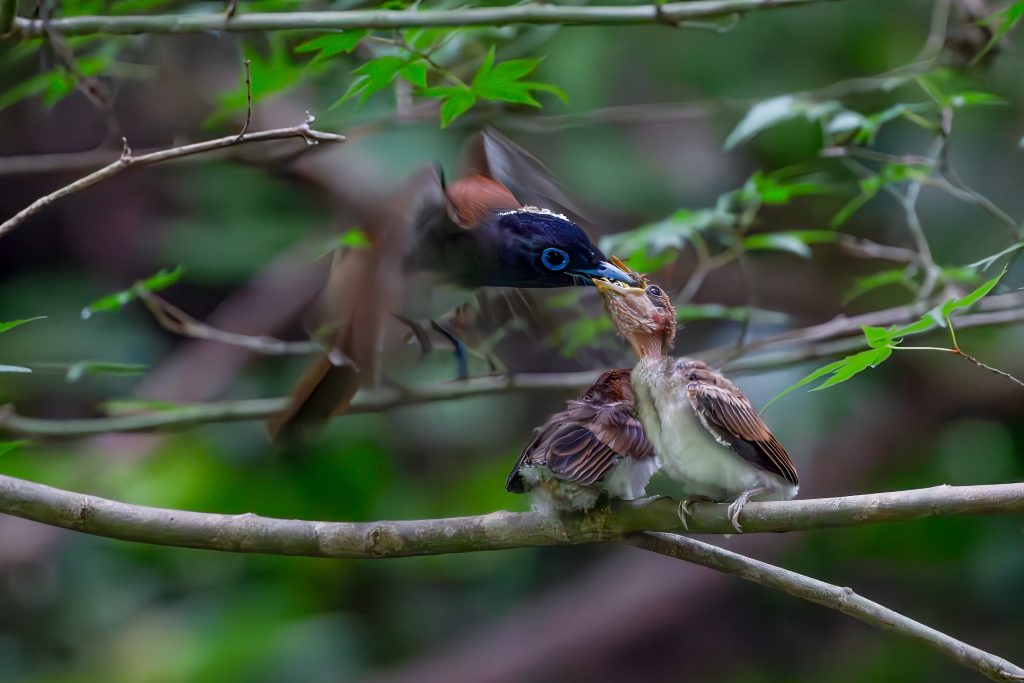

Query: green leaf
left=937, top=269, right=1005, bottom=319
left=81, top=266, right=185, bottom=319
left=0, top=70, right=59, bottom=111
left=0, top=441, right=27, bottom=457
left=65, top=360, right=148, bottom=383
left=764, top=347, right=892, bottom=409
left=815, top=347, right=892, bottom=390
left=335, top=55, right=408, bottom=107
left=844, top=269, right=912, bottom=304
left=831, top=163, right=932, bottom=227
left=0, top=365, right=32, bottom=373
left=401, top=61, right=428, bottom=88
left=426, top=86, right=475, bottom=128
left=861, top=324, right=894, bottom=349
left=295, top=30, right=368, bottom=61
left=950, top=91, right=1007, bottom=108
left=744, top=230, right=839, bottom=258
left=973, top=0, right=1024, bottom=64
left=600, top=208, right=732, bottom=271
left=741, top=169, right=840, bottom=205
left=724, top=96, right=840, bottom=150
left=313, top=228, right=371, bottom=259
left=0, top=317, right=46, bottom=334
left=470, top=46, right=566, bottom=108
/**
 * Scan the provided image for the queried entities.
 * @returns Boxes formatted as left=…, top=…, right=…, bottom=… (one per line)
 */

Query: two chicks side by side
left=505, top=266, right=800, bottom=532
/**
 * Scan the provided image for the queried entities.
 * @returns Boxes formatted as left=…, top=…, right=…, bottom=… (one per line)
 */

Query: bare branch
left=137, top=291, right=319, bottom=356
left=10, top=0, right=833, bottom=38
left=0, top=115, right=345, bottom=239
left=0, top=475, right=1022, bottom=557
left=3, top=300, right=1022, bottom=438
left=635, top=532, right=1024, bottom=682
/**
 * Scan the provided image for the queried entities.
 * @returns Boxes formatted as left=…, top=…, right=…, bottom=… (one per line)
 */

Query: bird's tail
left=265, top=356, right=361, bottom=443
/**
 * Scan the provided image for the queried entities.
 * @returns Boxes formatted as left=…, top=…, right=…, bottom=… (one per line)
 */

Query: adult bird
left=506, top=368, right=658, bottom=511
left=267, top=130, right=637, bottom=440
left=594, top=269, right=799, bottom=530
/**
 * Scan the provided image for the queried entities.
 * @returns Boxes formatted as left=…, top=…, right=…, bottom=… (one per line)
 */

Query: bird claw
left=676, top=496, right=711, bottom=531
left=725, top=487, right=768, bottom=533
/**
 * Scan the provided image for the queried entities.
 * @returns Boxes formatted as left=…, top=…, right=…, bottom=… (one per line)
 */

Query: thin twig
left=0, top=114, right=345, bottom=239
left=634, top=532, right=1024, bottom=682
left=137, top=291, right=320, bottom=356
left=236, top=58, right=253, bottom=142
left=0, top=475, right=1022, bottom=556
left=10, top=0, right=832, bottom=37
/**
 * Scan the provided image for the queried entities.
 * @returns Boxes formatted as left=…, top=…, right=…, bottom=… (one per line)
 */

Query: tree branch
left=0, top=114, right=345, bottom=239
left=634, top=532, right=1024, bottom=682
left=4, top=299, right=1022, bottom=439
left=0, top=476, right=1022, bottom=558
left=10, top=0, right=831, bottom=38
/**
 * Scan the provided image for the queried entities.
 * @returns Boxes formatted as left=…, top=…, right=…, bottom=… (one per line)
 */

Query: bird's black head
left=474, top=208, right=637, bottom=289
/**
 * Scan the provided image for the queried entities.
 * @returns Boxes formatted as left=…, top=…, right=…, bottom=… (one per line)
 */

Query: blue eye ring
left=541, top=247, right=569, bottom=271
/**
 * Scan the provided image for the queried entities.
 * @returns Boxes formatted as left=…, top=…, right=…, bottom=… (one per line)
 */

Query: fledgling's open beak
left=574, top=258, right=638, bottom=287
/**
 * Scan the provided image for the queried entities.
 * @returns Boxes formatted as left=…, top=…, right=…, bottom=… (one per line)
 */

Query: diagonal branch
left=0, top=476, right=1022, bottom=558
left=11, top=0, right=833, bottom=38
left=0, top=114, right=345, bottom=239
left=635, top=532, right=1024, bottom=682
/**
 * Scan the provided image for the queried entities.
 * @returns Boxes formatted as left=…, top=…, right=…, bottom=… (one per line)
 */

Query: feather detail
left=682, top=361, right=799, bottom=486
left=506, top=369, right=656, bottom=504
left=444, top=174, right=520, bottom=228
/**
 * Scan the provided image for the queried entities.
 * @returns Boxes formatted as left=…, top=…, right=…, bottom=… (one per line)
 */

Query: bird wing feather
left=686, top=380, right=799, bottom=485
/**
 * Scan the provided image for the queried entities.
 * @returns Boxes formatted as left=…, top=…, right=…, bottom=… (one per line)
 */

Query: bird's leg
left=393, top=315, right=432, bottom=358
left=676, top=495, right=713, bottom=531
left=430, top=320, right=469, bottom=380
left=726, top=486, right=769, bottom=533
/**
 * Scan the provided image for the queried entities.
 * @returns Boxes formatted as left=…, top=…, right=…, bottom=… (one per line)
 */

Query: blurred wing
left=268, top=167, right=436, bottom=441
left=464, top=128, right=589, bottom=225
left=686, top=382, right=799, bottom=485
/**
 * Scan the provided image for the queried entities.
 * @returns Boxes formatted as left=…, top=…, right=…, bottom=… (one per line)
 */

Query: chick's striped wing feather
left=543, top=402, right=654, bottom=486
left=687, top=382, right=799, bottom=485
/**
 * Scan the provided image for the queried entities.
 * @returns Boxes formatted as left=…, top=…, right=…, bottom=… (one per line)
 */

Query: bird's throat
left=631, top=334, right=665, bottom=360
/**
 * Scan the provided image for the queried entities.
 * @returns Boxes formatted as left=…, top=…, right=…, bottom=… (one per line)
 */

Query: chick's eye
left=647, top=286, right=662, bottom=297
left=541, top=247, right=569, bottom=271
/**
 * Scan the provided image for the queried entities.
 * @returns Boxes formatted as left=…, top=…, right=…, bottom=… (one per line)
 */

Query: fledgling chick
left=594, top=268, right=799, bottom=530
left=506, top=369, right=659, bottom=512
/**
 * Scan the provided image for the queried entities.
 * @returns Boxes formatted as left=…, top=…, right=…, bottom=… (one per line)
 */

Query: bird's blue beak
left=573, top=259, right=638, bottom=287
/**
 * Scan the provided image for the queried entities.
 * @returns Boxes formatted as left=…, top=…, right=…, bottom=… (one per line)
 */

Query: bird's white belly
left=633, top=359, right=793, bottom=502
left=602, top=455, right=661, bottom=501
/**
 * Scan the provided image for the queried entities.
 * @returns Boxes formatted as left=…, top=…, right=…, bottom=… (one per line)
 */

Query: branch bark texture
left=636, top=532, right=1024, bottom=682
left=1, top=476, right=1021, bottom=558
left=11, top=0, right=829, bottom=37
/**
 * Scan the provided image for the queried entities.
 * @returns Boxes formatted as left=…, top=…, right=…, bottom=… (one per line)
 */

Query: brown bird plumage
left=594, top=268, right=798, bottom=530
left=506, top=368, right=658, bottom=511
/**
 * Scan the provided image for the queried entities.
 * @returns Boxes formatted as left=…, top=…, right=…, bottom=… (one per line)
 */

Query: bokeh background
left=2, top=0, right=1023, bottom=681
